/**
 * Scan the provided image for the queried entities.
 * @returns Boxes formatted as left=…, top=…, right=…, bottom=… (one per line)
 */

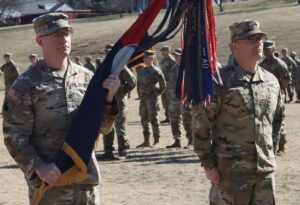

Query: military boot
left=153, top=135, right=160, bottom=146
left=96, top=151, right=119, bottom=161
left=118, top=136, right=130, bottom=157
left=166, top=139, right=181, bottom=148
left=276, top=144, right=286, bottom=155
left=136, top=134, right=151, bottom=148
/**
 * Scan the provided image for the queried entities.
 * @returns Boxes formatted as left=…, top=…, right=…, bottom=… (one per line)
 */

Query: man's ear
left=36, top=36, right=42, bottom=47
left=229, top=42, right=237, bottom=54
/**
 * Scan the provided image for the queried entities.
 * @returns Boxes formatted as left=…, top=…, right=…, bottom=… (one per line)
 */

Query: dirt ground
left=1, top=3, right=300, bottom=205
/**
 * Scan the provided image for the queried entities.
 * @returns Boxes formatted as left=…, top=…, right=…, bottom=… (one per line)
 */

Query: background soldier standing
left=260, top=40, right=290, bottom=154
left=159, top=46, right=176, bottom=123
left=136, top=51, right=166, bottom=148
left=28, top=54, right=38, bottom=66
left=84, top=56, right=96, bottom=73
left=165, top=48, right=193, bottom=149
left=281, top=48, right=298, bottom=103
left=193, top=20, right=283, bottom=204
left=2, top=13, right=120, bottom=204
left=290, top=51, right=300, bottom=103
left=97, top=65, right=136, bottom=159
left=0, top=53, right=19, bottom=92
left=74, top=55, right=83, bottom=66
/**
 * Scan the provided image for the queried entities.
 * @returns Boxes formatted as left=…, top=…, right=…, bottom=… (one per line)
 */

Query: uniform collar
left=36, top=59, right=78, bottom=78
left=234, top=61, right=265, bottom=83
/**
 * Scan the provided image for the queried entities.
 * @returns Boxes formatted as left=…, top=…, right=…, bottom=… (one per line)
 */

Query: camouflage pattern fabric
left=159, top=55, right=176, bottom=118
left=166, top=64, right=193, bottom=141
left=103, top=66, right=136, bottom=151
left=84, top=62, right=96, bottom=73
left=137, top=65, right=166, bottom=138
left=2, top=59, right=116, bottom=203
left=0, top=60, right=19, bottom=91
left=282, top=56, right=298, bottom=101
left=193, top=62, right=283, bottom=203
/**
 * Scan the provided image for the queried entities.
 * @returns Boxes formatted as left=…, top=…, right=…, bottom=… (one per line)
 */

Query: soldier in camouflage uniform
left=97, top=45, right=136, bottom=160
left=2, top=13, right=120, bottom=204
left=136, top=51, right=166, bottom=148
left=84, top=56, right=96, bottom=73
left=98, top=66, right=136, bottom=159
left=290, top=51, right=300, bottom=103
left=260, top=40, right=290, bottom=154
left=28, top=54, right=38, bottom=66
left=281, top=48, right=298, bottom=103
left=74, top=55, right=83, bottom=66
left=159, top=46, right=176, bottom=123
left=193, top=20, right=283, bottom=205
left=95, top=57, right=103, bottom=68
left=165, top=48, right=194, bottom=149
left=0, top=53, right=19, bottom=92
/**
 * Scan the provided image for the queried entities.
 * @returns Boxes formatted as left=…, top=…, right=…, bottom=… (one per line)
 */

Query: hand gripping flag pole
left=32, top=0, right=165, bottom=204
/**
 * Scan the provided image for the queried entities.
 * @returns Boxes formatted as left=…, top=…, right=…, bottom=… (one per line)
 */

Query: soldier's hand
left=35, top=163, right=61, bottom=185
left=102, top=74, right=120, bottom=103
left=204, top=167, right=220, bottom=185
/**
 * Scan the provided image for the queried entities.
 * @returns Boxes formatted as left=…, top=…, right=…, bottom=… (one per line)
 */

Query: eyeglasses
left=235, top=35, right=267, bottom=44
left=40, top=29, right=73, bottom=38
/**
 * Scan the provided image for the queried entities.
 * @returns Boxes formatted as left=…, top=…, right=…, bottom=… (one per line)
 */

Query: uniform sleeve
left=2, top=83, right=44, bottom=180
left=156, top=70, right=166, bottom=95
left=278, top=60, right=290, bottom=89
left=123, top=67, right=137, bottom=93
left=193, top=82, right=220, bottom=170
left=272, top=89, right=283, bottom=148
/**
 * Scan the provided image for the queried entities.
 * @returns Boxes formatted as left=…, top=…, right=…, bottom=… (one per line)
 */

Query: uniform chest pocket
left=221, top=87, right=252, bottom=118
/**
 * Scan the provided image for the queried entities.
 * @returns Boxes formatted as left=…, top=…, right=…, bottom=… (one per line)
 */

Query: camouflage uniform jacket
left=2, top=60, right=116, bottom=186
left=165, top=64, right=180, bottom=101
left=115, top=66, right=136, bottom=99
left=281, top=56, right=298, bottom=84
left=0, top=61, right=19, bottom=91
left=159, top=55, right=176, bottom=84
left=193, top=62, right=283, bottom=173
left=137, top=65, right=166, bottom=99
left=84, top=62, right=96, bottom=73
left=260, top=55, right=290, bottom=90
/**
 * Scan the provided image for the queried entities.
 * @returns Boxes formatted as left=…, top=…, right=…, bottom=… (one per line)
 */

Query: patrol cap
left=281, top=48, right=288, bottom=53
left=274, top=51, right=280, bottom=57
left=105, top=44, right=114, bottom=50
left=28, top=54, right=38, bottom=58
left=290, top=51, right=296, bottom=58
left=160, top=46, right=171, bottom=51
left=85, top=56, right=92, bottom=61
left=144, top=50, right=156, bottom=58
left=96, top=58, right=103, bottom=63
left=229, top=20, right=266, bottom=42
left=173, top=48, right=182, bottom=56
left=263, top=40, right=275, bottom=49
left=33, top=13, right=72, bottom=37
left=3, top=53, right=12, bottom=57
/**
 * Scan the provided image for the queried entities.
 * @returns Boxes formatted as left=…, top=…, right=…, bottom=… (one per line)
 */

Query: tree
left=0, top=0, right=20, bottom=21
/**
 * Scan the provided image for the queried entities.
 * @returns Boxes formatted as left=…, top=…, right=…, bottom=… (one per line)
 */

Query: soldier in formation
left=84, top=56, right=96, bottom=73
left=0, top=53, right=19, bottom=92
left=281, top=48, right=298, bottom=103
left=164, top=48, right=194, bottom=149
left=28, top=54, right=38, bottom=66
left=159, top=46, right=176, bottom=123
left=136, top=51, right=166, bottom=148
left=3, top=13, right=120, bottom=204
left=290, top=51, right=300, bottom=103
left=193, top=20, right=283, bottom=204
left=97, top=45, right=137, bottom=160
left=260, top=40, right=290, bottom=154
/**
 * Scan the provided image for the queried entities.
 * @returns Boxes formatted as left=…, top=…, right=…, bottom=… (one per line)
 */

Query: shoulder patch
left=6, top=88, right=21, bottom=102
